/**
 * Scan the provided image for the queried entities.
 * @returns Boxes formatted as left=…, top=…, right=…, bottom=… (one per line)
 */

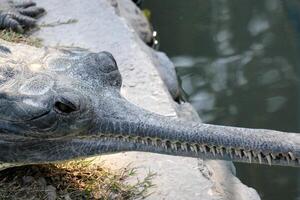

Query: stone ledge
left=32, top=0, right=260, bottom=199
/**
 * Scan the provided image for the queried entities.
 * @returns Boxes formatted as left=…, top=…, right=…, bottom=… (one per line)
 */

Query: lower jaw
left=75, top=134, right=300, bottom=167
left=0, top=135, right=298, bottom=167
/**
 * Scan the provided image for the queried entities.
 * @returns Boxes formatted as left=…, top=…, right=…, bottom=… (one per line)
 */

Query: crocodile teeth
left=271, top=153, right=276, bottom=160
left=235, top=149, right=242, bottom=158
left=181, top=143, right=188, bottom=151
left=234, top=149, right=238, bottom=156
left=171, top=143, right=177, bottom=150
left=266, top=155, right=272, bottom=166
left=219, top=148, right=224, bottom=156
left=201, top=145, right=207, bottom=154
left=288, top=152, right=296, bottom=160
left=247, top=152, right=252, bottom=163
left=234, top=149, right=241, bottom=158
left=285, top=155, right=290, bottom=164
left=258, top=153, right=262, bottom=164
left=228, top=149, right=233, bottom=158
left=162, top=142, right=167, bottom=150
left=211, top=147, right=216, bottom=156
left=152, top=140, right=158, bottom=146
left=191, top=144, right=198, bottom=153
left=190, top=145, right=194, bottom=152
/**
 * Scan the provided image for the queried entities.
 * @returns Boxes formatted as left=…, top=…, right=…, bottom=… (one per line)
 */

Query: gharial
left=0, top=38, right=299, bottom=170
left=0, top=0, right=299, bottom=170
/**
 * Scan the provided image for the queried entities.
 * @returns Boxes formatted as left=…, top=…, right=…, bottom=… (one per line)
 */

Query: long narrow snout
left=91, top=97, right=300, bottom=167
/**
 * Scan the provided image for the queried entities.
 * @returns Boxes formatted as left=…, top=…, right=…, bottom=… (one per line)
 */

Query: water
left=143, top=0, right=300, bottom=199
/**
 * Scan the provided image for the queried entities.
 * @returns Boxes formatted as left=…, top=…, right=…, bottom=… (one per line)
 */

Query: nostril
left=98, top=51, right=118, bottom=73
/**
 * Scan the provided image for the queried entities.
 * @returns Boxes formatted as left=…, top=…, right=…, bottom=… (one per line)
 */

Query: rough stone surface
left=32, top=0, right=260, bottom=199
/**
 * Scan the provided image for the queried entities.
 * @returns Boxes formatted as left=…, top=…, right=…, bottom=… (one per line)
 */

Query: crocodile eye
left=54, top=98, right=78, bottom=114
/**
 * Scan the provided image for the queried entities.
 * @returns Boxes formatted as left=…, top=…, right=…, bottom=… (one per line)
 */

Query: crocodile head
left=0, top=40, right=299, bottom=167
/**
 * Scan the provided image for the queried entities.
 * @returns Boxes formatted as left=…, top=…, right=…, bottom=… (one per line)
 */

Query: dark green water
left=143, top=0, right=300, bottom=199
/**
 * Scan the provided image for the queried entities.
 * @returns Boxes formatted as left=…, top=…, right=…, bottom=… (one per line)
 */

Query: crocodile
left=0, top=39, right=299, bottom=171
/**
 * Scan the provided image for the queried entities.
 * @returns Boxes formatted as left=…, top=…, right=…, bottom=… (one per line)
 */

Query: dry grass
left=0, top=29, right=43, bottom=47
left=0, top=18, right=78, bottom=47
left=0, top=159, right=155, bottom=200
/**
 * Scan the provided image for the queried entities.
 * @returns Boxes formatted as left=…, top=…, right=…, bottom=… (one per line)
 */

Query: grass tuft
left=0, top=159, right=155, bottom=200
left=0, top=29, right=43, bottom=47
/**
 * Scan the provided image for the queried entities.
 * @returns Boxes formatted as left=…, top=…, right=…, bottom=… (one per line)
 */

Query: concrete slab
left=32, top=0, right=260, bottom=199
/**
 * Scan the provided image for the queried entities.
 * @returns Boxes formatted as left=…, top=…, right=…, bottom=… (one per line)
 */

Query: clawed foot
left=0, top=0, right=45, bottom=33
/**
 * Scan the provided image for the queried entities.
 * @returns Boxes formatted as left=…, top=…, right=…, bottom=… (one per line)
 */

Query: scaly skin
left=0, top=0, right=45, bottom=33
left=0, top=40, right=299, bottom=169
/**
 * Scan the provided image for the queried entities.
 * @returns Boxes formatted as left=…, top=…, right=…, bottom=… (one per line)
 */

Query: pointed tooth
left=198, top=146, right=202, bottom=152
left=171, top=143, right=177, bottom=150
left=271, top=153, right=276, bottom=160
left=190, top=145, right=194, bottom=152
left=252, top=151, right=257, bottom=158
left=162, top=142, right=167, bottom=150
left=175, top=143, right=179, bottom=150
left=266, top=155, right=272, bottom=166
left=247, top=152, right=252, bottom=163
left=226, top=148, right=230, bottom=154
left=237, top=150, right=242, bottom=158
left=211, top=147, right=216, bottom=156
left=192, top=144, right=198, bottom=153
left=258, top=153, right=262, bottom=164
left=195, top=145, right=198, bottom=153
left=219, top=148, right=224, bottom=156
left=181, top=143, right=187, bottom=151
left=164, top=145, right=168, bottom=150
left=288, top=152, right=296, bottom=160
left=152, top=139, right=157, bottom=146
left=234, top=149, right=239, bottom=156
left=227, top=148, right=233, bottom=158
left=285, top=155, right=290, bottom=164
left=202, top=145, right=207, bottom=154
